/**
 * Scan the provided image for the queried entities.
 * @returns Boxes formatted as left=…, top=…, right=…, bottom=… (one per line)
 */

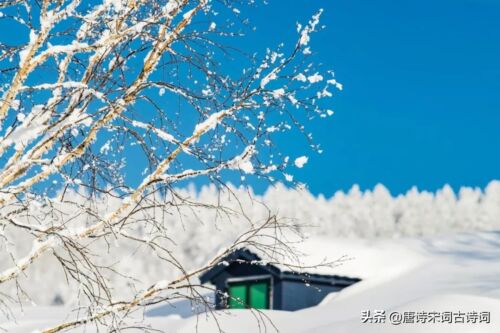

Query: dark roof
left=199, top=248, right=361, bottom=285
left=199, top=248, right=279, bottom=283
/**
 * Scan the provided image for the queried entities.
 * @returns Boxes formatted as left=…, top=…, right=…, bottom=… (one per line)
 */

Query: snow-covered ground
left=4, top=181, right=500, bottom=307
left=3, top=231, right=500, bottom=332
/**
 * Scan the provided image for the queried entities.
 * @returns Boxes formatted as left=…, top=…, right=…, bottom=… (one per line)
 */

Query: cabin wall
left=272, top=279, right=282, bottom=309
left=279, top=279, right=341, bottom=311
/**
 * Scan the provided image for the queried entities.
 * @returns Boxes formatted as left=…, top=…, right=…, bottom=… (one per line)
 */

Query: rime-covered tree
left=0, top=0, right=339, bottom=331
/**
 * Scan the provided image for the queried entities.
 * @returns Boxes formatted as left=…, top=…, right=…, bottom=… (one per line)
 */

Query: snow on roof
left=229, top=235, right=427, bottom=282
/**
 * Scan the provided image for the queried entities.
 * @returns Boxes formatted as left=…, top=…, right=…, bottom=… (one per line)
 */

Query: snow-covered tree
left=0, top=1, right=338, bottom=331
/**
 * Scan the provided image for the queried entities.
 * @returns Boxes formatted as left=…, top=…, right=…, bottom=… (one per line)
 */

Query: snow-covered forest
left=2, top=181, right=500, bottom=307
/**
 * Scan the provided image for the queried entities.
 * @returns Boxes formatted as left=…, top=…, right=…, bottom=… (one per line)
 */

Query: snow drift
left=1, top=181, right=499, bottom=307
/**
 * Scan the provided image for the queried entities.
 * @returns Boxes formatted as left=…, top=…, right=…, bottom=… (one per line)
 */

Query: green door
left=227, top=279, right=270, bottom=309
left=249, top=281, right=269, bottom=309
left=228, top=283, right=247, bottom=309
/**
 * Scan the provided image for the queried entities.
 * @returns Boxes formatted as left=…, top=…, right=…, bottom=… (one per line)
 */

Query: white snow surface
left=1, top=181, right=500, bottom=304
left=3, top=232, right=500, bottom=332
left=2, top=182, right=500, bottom=331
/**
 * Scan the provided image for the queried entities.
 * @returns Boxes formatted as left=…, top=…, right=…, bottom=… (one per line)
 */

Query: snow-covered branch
left=0, top=2, right=336, bottom=330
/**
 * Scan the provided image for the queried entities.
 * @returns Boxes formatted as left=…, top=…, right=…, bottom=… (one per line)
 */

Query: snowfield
left=3, top=231, right=500, bottom=332
left=4, top=181, right=500, bottom=307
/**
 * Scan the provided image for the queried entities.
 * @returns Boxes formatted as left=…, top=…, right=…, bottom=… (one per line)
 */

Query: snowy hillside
left=3, top=232, right=500, bottom=332
left=1, top=181, right=500, bottom=308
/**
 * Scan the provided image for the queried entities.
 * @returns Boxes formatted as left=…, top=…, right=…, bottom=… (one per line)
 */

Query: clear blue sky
left=2, top=1, right=499, bottom=197
left=244, top=0, right=500, bottom=195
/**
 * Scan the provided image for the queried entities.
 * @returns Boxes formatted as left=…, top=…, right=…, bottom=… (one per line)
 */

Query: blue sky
left=242, top=0, right=500, bottom=196
left=1, top=0, right=499, bottom=197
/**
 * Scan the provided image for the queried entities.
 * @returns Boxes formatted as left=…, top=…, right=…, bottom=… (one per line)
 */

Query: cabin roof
left=199, top=247, right=360, bottom=285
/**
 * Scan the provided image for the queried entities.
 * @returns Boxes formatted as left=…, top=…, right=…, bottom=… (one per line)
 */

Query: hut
left=199, top=248, right=360, bottom=311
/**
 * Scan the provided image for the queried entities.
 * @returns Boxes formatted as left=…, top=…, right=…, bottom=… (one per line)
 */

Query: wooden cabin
left=199, top=248, right=360, bottom=311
